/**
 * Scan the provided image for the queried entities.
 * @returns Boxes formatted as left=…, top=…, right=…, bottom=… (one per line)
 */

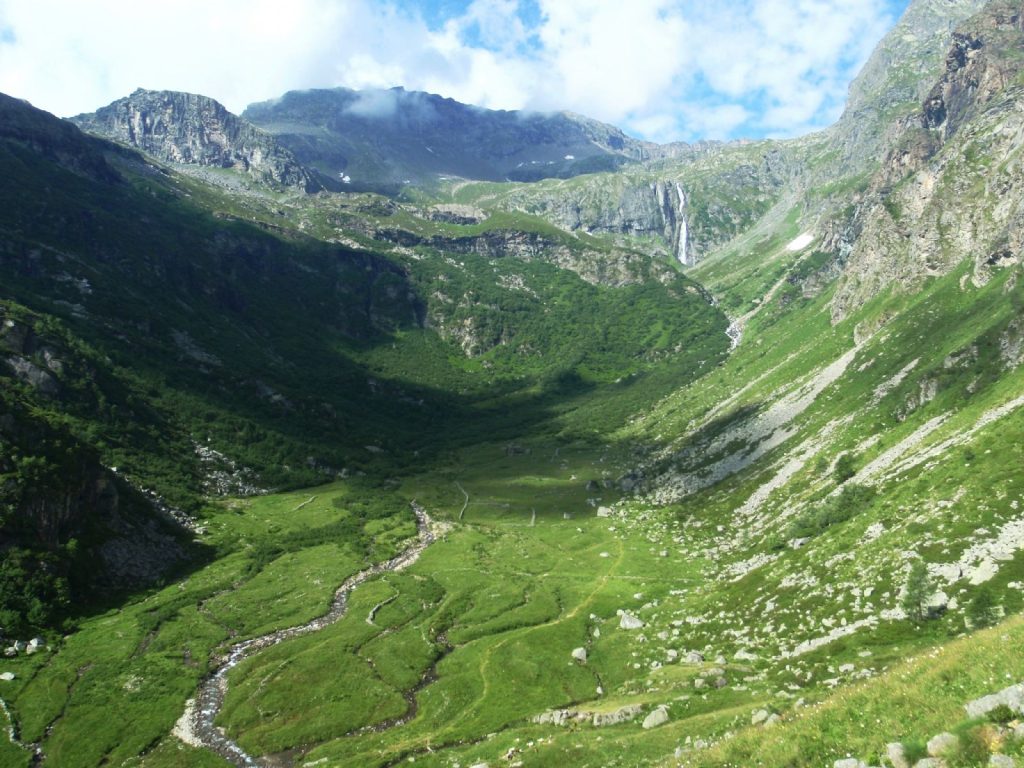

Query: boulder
left=642, top=706, right=670, bottom=729
left=571, top=647, right=587, bottom=663
left=593, top=704, right=642, bottom=727
left=596, top=506, right=613, bottom=518
left=751, top=708, right=770, bottom=725
left=619, top=612, right=645, bottom=630
left=925, top=590, right=950, bottom=617
left=712, top=676, right=728, bottom=689
left=686, top=651, right=705, bottom=663
left=0, top=672, right=14, bottom=681
left=965, top=683, right=1024, bottom=719
left=886, top=742, right=910, bottom=768
left=833, top=760, right=867, bottom=768
left=989, top=755, right=1016, bottom=768
left=926, top=732, right=959, bottom=758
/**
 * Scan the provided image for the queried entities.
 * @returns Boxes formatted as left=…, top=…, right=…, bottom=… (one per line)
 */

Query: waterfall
left=674, top=183, right=689, bottom=266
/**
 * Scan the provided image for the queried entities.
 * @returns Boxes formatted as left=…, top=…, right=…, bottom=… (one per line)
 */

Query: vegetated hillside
left=0, top=93, right=728, bottom=637
left=242, top=86, right=659, bottom=191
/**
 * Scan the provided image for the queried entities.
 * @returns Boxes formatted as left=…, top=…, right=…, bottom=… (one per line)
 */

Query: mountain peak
left=71, top=88, right=320, bottom=192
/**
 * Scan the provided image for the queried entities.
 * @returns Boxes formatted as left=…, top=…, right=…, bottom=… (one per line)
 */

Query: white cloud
left=0, top=0, right=901, bottom=140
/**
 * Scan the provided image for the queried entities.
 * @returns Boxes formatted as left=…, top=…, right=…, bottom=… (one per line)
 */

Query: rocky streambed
left=174, top=502, right=436, bottom=766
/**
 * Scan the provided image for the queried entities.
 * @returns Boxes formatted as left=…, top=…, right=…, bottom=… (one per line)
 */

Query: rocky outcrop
left=370, top=225, right=675, bottom=288
left=491, top=150, right=788, bottom=268
left=72, top=89, right=319, bottom=192
left=828, top=0, right=988, bottom=172
left=831, top=1, right=1024, bottom=321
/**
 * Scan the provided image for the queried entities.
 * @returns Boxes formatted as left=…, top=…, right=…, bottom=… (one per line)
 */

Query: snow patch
left=786, top=233, right=814, bottom=252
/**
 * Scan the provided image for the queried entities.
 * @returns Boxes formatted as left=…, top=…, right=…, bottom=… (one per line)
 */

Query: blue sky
left=0, top=0, right=910, bottom=142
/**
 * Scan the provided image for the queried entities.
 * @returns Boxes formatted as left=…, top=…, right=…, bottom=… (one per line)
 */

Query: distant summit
left=71, top=89, right=321, bottom=192
left=242, top=86, right=665, bottom=191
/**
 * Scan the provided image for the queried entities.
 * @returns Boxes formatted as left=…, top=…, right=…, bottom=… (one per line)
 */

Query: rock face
left=368, top=225, right=675, bottom=288
left=72, top=89, right=319, bottom=191
left=490, top=150, right=787, bottom=268
left=831, top=1, right=1024, bottom=321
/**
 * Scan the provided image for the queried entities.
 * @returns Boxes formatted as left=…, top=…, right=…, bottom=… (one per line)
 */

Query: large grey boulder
left=965, top=683, right=1024, bottom=719
left=571, top=647, right=587, bottom=663
left=618, top=611, right=645, bottom=630
left=642, top=706, right=670, bottom=729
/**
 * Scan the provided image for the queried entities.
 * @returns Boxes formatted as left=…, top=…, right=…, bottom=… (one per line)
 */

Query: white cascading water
left=675, top=183, right=688, bottom=265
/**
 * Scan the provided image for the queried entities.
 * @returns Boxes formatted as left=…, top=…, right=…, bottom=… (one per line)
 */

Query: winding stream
left=176, top=502, right=436, bottom=767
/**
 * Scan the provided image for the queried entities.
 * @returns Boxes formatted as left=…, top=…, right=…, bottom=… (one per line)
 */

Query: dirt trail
left=175, top=502, right=436, bottom=767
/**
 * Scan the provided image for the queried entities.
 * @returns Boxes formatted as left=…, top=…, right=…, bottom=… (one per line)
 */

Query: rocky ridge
left=831, top=0, right=1024, bottom=321
left=72, top=89, right=320, bottom=192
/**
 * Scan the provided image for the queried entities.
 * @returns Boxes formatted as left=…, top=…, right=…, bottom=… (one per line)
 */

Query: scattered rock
left=596, top=506, right=613, bottom=517
left=751, top=708, right=771, bottom=725
left=693, top=678, right=707, bottom=690
left=926, top=732, right=959, bottom=758
left=642, top=706, right=670, bottom=729
left=571, top=647, right=587, bottom=663
left=989, top=755, right=1016, bottom=768
left=765, top=713, right=781, bottom=726
left=0, top=672, right=14, bottom=681
left=913, top=759, right=945, bottom=768
left=833, top=759, right=867, bottom=768
left=734, top=649, right=758, bottom=661
left=686, top=651, right=705, bottom=663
